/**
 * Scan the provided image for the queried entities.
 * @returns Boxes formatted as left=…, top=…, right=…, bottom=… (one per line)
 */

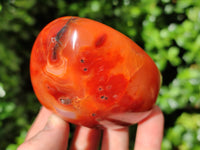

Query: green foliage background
left=0, top=0, right=199, bottom=149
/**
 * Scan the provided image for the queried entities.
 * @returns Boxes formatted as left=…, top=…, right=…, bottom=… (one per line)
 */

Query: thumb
left=18, top=114, right=69, bottom=150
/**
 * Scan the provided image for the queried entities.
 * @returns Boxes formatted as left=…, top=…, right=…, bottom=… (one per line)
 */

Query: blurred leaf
left=0, top=83, right=6, bottom=98
left=6, top=130, right=27, bottom=150
left=158, top=66, right=200, bottom=113
left=176, top=113, right=200, bottom=130
left=166, top=125, right=185, bottom=146
left=161, top=138, right=172, bottom=150
left=163, top=113, right=200, bottom=150
left=167, top=46, right=181, bottom=66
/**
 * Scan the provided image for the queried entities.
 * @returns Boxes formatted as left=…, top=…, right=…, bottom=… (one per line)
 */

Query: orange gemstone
left=30, top=16, right=161, bottom=128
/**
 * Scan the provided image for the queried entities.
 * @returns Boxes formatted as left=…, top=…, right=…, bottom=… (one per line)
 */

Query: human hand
left=18, top=106, right=164, bottom=150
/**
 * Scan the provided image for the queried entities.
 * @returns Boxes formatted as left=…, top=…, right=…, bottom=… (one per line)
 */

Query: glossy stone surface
left=30, top=16, right=161, bottom=128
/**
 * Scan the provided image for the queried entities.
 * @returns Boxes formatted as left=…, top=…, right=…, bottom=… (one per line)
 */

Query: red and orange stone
left=30, top=17, right=161, bottom=128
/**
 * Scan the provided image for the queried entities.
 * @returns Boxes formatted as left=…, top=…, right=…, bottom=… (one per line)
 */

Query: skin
left=17, top=105, right=164, bottom=150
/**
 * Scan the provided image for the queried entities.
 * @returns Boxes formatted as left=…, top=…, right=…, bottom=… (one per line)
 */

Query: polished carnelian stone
left=30, top=16, right=161, bottom=128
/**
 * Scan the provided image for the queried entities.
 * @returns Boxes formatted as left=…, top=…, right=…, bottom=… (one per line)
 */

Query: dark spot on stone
left=100, top=95, right=108, bottom=100
left=95, top=34, right=107, bottom=48
left=80, top=59, right=85, bottom=63
left=92, top=113, right=96, bottom=117
left=98, top=87, right=103, bottom=91
left=100, top=95, right=105, bottom=99
left=83, top=68, right=88, bottom=72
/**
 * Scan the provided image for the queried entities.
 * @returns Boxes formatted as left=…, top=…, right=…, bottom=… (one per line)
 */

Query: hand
left=18, top=106, right=164, bottom=150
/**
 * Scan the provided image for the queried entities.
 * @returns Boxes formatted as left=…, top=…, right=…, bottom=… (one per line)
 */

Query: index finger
left=25, top=106, right=52, bottom=141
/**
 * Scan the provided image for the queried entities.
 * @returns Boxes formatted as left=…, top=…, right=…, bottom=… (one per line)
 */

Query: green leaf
left=167, top=47, right=181, bottom=66
left=0, top=83, right=6, bottom=98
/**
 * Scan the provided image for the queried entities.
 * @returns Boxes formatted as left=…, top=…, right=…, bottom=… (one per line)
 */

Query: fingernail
left=44, top=114, right=65, bottom=130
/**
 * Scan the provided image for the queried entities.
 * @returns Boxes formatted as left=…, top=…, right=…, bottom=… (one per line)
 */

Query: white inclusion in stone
left=51, top=37, right=56, bottom=43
